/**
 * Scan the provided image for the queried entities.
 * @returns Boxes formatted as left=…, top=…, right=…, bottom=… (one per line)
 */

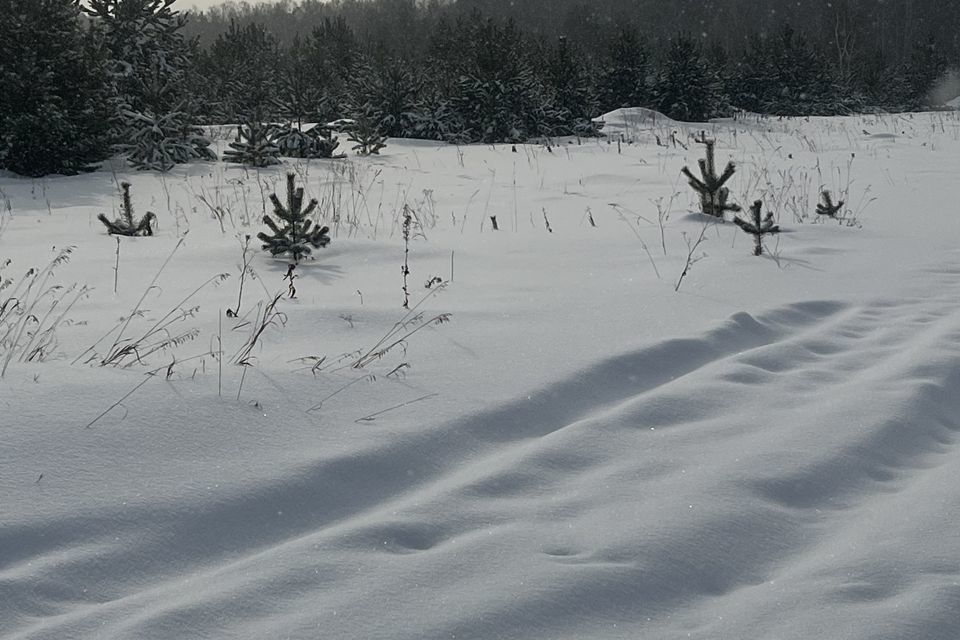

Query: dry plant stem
left=218, top=310, right=223, bottom=398
left=307, top=373, right=376, bottom=412
left=230, top=291, right=286, bottom=365
left=542, top=209, right=553, bottom=233
left=76, top=237, right=185, bottom=365
left=612, top=208, right=661, bottom=280
left=102, top=271, right=227, bottom=367
left=675, top=223, right=710, bottom=292
left=402, top=206, right=412, bottom=309
left=355, top=393, right=439, bottom=423
left=84, top=374, right=154, bottom=428
left=228, top=235, right=253, bottom=317
left=349, top=285, right=450, bottom=370
left=1, top=248, right=78, bottom=376
left=114, top=237, right=120, bottom=294
left=237, top=364, right=249, bottom=401
left=15, top=284, right=88, bottom=370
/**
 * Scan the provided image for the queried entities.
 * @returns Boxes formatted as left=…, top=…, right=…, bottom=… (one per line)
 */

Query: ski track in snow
left=4, top=111, right=960, bottom=638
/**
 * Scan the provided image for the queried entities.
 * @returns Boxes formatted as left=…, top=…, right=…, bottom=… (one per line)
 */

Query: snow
left=4, top=110, right=960, bottom=639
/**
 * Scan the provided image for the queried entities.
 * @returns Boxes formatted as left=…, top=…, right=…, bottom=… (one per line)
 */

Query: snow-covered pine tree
left=344, top=56, right=424, bottom=139
left=307, top=16, right=360, bottom=123
left=271, top=124, right=344, bottom=159
left=119, top=105, right=216, bottom=171
left=597, top=25, right=649, bottom=113
left=305, top=126, right=345, bottom=158
left=347, top=109, right=388, bottom=155
left=84, top=0, right=214, bottom=171
left=279, top=35, right=323, bottom=130
left=654, top=33, right=728, bottom=123
left=734, top=200, right=780, bottom=256
left=682, top=133, right=741, bottom=218
left=98, top=182, right=157, bottom=236
left=0, top=0, right=112, bottom=176
left=201, top=21, right=281, bottom=124
left=546, top=36, right=601, bottom=137
left=223, top=119, right=282, bottom=167
left=730, top=25, right=836, bottom=116
left=437, top=14, right=556, bottom=143
left=257, top=173, right=331, bottom=262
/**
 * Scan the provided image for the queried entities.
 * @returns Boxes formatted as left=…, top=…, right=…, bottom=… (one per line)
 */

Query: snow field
left=3, top=110, right=960, bottom=638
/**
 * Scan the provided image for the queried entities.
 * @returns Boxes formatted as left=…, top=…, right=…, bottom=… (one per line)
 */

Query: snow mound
left=594, top=107, right=678, bottom=137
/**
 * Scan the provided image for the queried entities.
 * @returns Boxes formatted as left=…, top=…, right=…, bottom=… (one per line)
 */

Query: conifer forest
left=1, top=0, right=958, bottom=175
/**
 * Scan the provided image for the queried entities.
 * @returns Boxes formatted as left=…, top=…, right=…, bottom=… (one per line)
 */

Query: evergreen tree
left=682, top=134, right=741, bottom=218
left=258, top=173, right=331, bottom=262
left=346, top=56, right=423, bottom=139
left=201, top=20, right=280, bottom=122
left=278, top=35, right=326, bottom=131
left=97, top=182, right=157, bottom=236
left=223, top=119, right=281, bottom=167
left=597, top=25, right=650, bottom=112
left=440, top=14, right=558, bottom=143
left=816, top=191, right=844, bottom=220
left=84, top=0, right=213, bottom=170
left=347, top=110, right=388, bottom=155
left=902, top=35, right=949, bottom=110
left=117, top=108, right=216, bottom=171
left=271, top=124, right=344, bottom=159
left=0, top=0, right=112, bottom=177
left=731, top=25, right=837, bottom=116
left=734, top=200, right=780, bottom=256
left=307, top=15, right=360, bottom=122
left=654, top=34, right=728, bottom=123
left=546, top=36, right=601, bottom=136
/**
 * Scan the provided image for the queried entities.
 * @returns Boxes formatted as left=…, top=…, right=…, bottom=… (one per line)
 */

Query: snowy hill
left=3, top=111, right=960, bottom=639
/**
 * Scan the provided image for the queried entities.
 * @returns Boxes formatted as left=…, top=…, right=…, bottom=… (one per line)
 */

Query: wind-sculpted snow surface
left=3, top=112, right=960, bottom=639
left=6, top=288, right=960, bottom=639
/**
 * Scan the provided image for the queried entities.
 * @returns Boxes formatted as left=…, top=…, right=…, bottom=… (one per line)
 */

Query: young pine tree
left=682, top=134, right=741, bottom=218
left=98, top=182, right=157, bottom=236
left=734, top=201, right=780, bottom=256
left=258, top=174, right=331, bottom=262
left=223, top=118, right=281, bottom=167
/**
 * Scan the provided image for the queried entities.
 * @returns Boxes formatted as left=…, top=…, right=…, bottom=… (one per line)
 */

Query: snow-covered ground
left=4, top=109, right=960, bottom=639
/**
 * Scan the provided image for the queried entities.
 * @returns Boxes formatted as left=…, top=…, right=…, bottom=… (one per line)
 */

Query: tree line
left=1, top=0, right=956, bottom=177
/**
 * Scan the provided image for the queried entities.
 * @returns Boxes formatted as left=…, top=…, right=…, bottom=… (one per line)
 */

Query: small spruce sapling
left=347, top=113, right=388, bottom=156
left=98, top=182, right=157, bottom=236
left=681, top=133, right=741, bottom=218
left=257, top=173, right=331, bottom=262
left=816, top=190, right=844, bottom=219
left=734, top=200, right=781, bottom=256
